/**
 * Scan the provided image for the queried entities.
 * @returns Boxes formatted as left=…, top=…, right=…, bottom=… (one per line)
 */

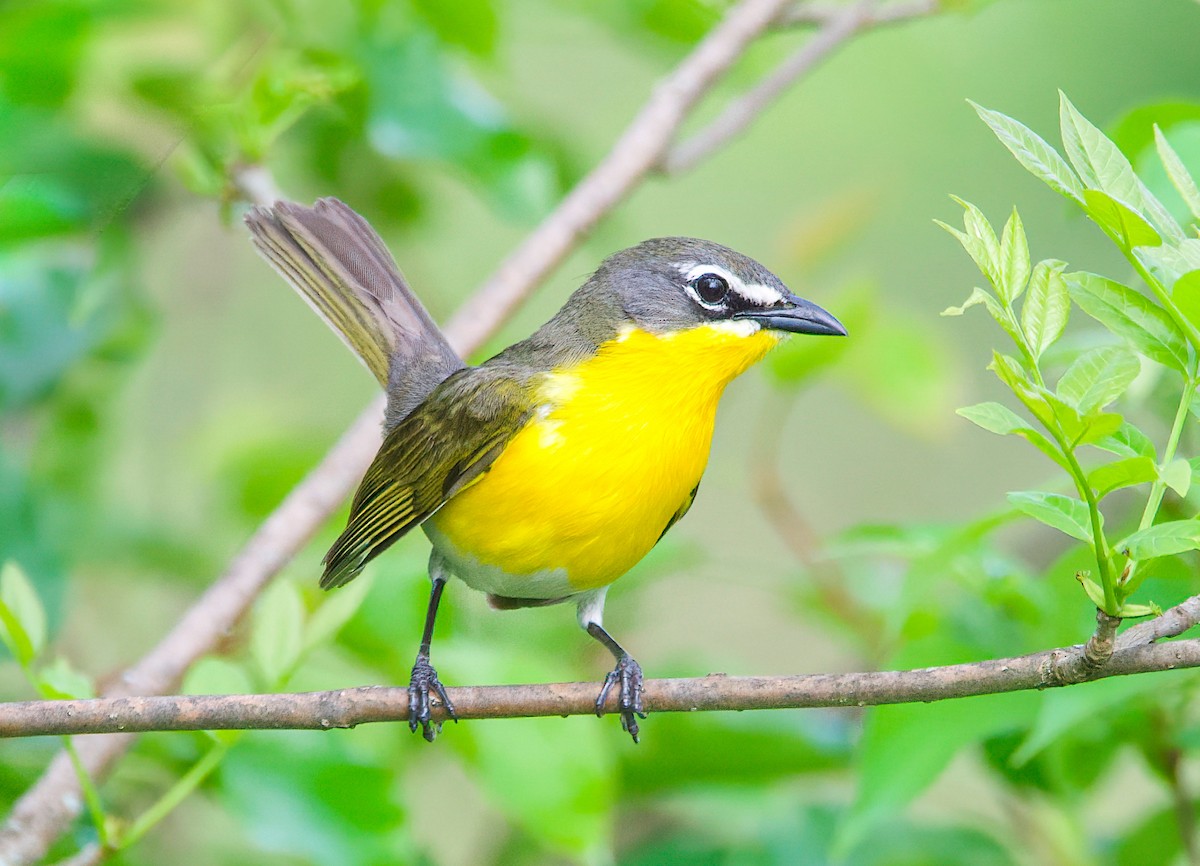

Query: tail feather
left=245, top=197, right=463, bottom=420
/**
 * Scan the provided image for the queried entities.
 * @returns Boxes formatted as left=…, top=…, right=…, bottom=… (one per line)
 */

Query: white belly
left=422, top=522, right=576, bottom=600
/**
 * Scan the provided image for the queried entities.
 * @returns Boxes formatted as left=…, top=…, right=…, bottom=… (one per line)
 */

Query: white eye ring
left=681, top=263, right=740, bottom=308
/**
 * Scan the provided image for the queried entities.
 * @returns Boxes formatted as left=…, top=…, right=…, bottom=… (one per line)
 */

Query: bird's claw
left=408, top=654, right=456, bottom=742
left=595, top=654, right=646, bottom=743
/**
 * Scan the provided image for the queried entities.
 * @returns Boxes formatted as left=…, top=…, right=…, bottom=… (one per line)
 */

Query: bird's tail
left=245, top=198, right=463, bottom=421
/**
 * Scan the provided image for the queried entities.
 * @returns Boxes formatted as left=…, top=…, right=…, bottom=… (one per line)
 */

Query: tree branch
left=0, top=0, right=866, bottom=861
left=775, top=0, right=939, bottom=29
left=1118, top=594, right=1200, bottom=649
left=4, top=637, right=1200, bottom=739
left=660, top=0, right=939, bottom=175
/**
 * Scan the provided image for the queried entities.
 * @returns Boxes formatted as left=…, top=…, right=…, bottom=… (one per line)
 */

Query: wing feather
left=322, top=369, right=534, bottom=588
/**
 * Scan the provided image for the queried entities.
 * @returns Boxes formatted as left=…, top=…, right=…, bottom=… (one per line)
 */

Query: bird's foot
left=408, top=653, right=456, bottom=742
left=595, top=654, right=646, bottom=743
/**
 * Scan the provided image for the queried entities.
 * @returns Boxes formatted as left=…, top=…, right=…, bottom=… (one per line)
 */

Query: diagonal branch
left=4, top=636, right=1200, bottom=739
left=660, top=0, right=939, bottom=175
left=775, top=0, right=940, bottom=29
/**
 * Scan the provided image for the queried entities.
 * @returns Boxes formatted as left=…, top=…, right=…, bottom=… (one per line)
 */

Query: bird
left=245, top=197, right=845, bottom=742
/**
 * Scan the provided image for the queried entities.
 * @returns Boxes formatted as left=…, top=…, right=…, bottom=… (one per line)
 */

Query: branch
left=660, top=0, right=939, bottom=175
left=775, top=0, right=939, bottom=28
left=1118, top=594, right=1200, bottom=649
left=5, top=638, right=1200, bottom=739
left=439, top=0, right=796, bottom=352
left=0, top=0, right=850, bottom=860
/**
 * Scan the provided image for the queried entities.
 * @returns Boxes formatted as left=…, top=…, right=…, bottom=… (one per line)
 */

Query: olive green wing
left=321, top=369, right=535, bottom=588
left=656, top=482, right=700, bottom=545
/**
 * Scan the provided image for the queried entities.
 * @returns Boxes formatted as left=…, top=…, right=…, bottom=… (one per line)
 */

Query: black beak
left=734, top=293, right=847, bottom=336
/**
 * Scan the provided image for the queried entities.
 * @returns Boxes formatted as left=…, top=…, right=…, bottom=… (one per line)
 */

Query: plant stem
left=1056, top=433, right=1118, bottom=613
left=1139, top=376, right=1196, bottom=533
left=1122, top=374, right=1198, bottom=597
left=117, top=738, right=234, bottom=851
left=1128, top=252, right=1200, bottom=353
left=61, top=739, right=109, bottom=849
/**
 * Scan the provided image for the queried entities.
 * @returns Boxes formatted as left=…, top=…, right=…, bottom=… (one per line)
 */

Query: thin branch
left=775, top=0, right=939, bottom=28
left=661, top=0, right=938, bottom=175
left=0, top=0, right=846, bottom=861
left=439, top=0, right=796, bottom=352
left=1118, top=595, right=1200, bottom=649
left=5, top=638, right=1200, bottom=739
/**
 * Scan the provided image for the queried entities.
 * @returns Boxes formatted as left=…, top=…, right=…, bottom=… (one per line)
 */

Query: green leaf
left=0, top=561, right=46, bottom=666
left=1094, top=422, right=1157, bottom=459
left=969, top=101, right=1083, bottom=202
left=956, top=402, right=1066, bottom=469
left=1007, top=491, right=1094, bottom=542
left=1059, top=92, right=1183, bottom=242
left=1117, top=602, right=1159, bottom=618
left=1060, top=92, right=1140, bottom=197
left=941, top=286, right=991, bottom=317
left=943, top=286, right=1027, bottom=354
left=1137, top=239, right=1200, bottom=290
left=38, top=656, right=94, bottom=700
left=998, top=208, right=1031, bottom=302
left=1066, top=271, right=1189, bottom=372
left=1081, top=189, right=1162, bottom=249
left=956, top=402, right=1029, bottom=435
left=1117, top=520, right=1200, bottom=560
left=1163, top=458, right=1192, bottom=496
left=1087, top=457, right=1157, bottom=497
left=1077, top=571, right=1108, bottom=608
left=1056, top=345, right=1140, bottom=413
left=1021, top=259, right=1070, bottom=359
left=938, top=197, right=1002, bottom=291
left=1155, top=124, right=1200, bottom=222
left=1171, top=269, right=1200, bottom=335
left=183, top=657, right=255, bottom=696
left=251, top=580, right=305, bottom=687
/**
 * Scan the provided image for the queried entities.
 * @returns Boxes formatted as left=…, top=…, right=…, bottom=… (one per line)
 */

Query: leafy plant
left=943, top=92, right=1200, bottom=619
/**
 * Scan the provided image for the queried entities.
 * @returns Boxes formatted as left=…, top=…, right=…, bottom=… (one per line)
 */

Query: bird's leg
left=586, top=620, right=646, bottom=744
left=409, top=558, right=456, bottom=742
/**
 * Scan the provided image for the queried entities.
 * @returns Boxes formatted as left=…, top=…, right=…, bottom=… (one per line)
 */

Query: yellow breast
left=428, top=323, right=779, bottom=592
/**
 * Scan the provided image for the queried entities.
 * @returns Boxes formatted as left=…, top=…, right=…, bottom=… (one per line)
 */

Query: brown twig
left=0, top=0, right=867, bottom=861
left=4, top=637, right=1200, bottom=739
left=775, top=0, right=940, bottom=28
left=661, top=0, right=940, bottom=175
left=438, top=0, right=796, bottom=353
left=1118, top=595, right=1200, bottom=650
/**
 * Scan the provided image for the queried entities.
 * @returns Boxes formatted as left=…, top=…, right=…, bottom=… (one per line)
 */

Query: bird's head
left=598, top=237, right=846, bottom=339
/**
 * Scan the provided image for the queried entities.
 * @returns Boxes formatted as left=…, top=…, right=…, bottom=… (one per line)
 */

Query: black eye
left=692, top=273, right=729, bottom=305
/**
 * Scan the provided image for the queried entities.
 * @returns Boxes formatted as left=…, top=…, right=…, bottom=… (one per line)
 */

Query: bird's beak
left=734, top=293, right=847, bottom=337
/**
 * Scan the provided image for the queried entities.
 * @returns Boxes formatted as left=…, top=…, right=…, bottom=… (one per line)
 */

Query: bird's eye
left=692, top=273, right=729, bottom=306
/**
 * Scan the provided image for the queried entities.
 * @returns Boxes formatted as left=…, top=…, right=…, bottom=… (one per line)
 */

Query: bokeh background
left=5, top=0, right=1200, bottom=863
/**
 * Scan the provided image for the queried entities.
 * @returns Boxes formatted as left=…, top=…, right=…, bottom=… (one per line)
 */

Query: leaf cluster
left=943, top=93, right=1200, bottom=617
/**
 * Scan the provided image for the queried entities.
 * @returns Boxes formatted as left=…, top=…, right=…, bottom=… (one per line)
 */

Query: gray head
left=592, top=237, right=845, bottom=337
left=488, top=236, right=844, bottom=372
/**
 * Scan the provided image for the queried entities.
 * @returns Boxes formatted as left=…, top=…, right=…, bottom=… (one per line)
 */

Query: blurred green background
left=5, top=0, right=1200, bottom=863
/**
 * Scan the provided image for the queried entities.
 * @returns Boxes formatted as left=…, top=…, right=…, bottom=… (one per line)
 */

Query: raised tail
left=245, top=197, right=464, bottom=424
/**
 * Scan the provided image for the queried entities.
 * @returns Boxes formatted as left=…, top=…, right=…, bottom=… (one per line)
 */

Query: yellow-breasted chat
left=245, top=198, right=845, bottom=742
